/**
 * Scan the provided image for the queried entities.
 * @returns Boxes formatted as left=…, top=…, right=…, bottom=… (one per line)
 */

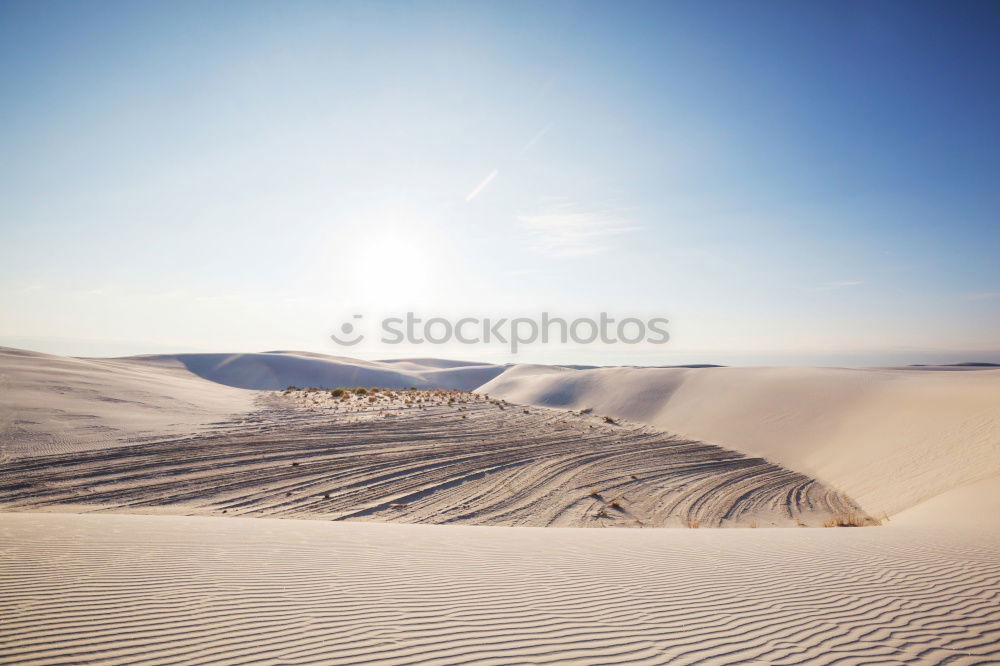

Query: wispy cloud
left=465, top=169, right=498, bottom=202
left=517, top=204, right=640, bottom=257
left=965, top=291, right=1000, bottom=301
left=818, top=280, right=864, bottom=290
left=517, top=123, right=552, bottom=155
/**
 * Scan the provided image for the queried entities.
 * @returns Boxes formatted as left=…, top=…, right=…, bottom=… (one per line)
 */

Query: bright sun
left=344, top=229, right=435, bottom=309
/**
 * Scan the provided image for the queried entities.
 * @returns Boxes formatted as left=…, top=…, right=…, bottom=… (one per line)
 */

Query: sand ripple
left=1, top=513, right=997, bottom=665
left=0, top=393, right=863, bottom=528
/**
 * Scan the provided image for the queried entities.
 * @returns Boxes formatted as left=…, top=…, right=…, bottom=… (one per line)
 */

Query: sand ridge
left=0, top=389, right=865, bottom=528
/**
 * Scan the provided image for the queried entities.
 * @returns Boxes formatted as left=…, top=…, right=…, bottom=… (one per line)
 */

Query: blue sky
left=1, top=1, right=998, bottom=365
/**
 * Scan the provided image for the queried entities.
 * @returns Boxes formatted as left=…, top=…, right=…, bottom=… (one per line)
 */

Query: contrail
left=465, top=169, right=499, bottom=202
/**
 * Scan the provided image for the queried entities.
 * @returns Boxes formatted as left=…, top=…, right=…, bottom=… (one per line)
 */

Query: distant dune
left=0, top=347, right=253, bottom=459
left=134, top=351, right=507, bottom=391
left=0, top=347, right=506, bottom=458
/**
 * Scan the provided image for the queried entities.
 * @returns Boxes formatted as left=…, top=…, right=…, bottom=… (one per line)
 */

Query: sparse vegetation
left=823, top=513, right=881, bottom=527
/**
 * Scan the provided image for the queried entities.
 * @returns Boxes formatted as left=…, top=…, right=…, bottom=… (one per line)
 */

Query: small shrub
left=330, top=388, right=345, bottom=397
left=603, top=416, right=616, bottom=424
left=354, top=388, right=368, bottom=395
left=823, top=513, right=881, bottom=528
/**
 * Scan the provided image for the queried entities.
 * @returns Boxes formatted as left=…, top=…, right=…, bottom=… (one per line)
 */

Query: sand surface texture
left=2, top=348, right=998, bottom=665
left=2, top=513, right=998, bottom=666
left=0, top=389, right=862, bottom=528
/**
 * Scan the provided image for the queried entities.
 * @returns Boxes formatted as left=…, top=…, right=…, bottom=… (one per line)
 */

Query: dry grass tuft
left=823, top=513, right=881, bottom=528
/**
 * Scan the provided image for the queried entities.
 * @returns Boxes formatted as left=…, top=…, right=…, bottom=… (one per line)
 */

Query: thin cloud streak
left=517, top=205, right=640, bottom=257
left=518, top=123, right=552, bottom=155
left=465, top=169, right=498, bottom=202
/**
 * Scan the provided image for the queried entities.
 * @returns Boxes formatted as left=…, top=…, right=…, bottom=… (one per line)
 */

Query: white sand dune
left=0, top=347, right=253, bottom=460
left=2, top=347, right=999, bottom=664
left=480, top=364, right=1000, bottom=517
left=1, top=512, right=998, bottom=665
left=134, top=351, right=507, bottom=391
left=0, top=348, right=505, bottom=459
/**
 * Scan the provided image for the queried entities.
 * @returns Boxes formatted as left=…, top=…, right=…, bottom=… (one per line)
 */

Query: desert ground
left=1, top=346, right=999, bottom=664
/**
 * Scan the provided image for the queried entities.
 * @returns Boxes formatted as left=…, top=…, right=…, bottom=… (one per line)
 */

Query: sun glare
left=345, top=229, right=434, bottom=308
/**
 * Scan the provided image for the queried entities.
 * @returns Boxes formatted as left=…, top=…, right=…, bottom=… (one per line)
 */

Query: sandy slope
left=0, top=348, right=504, bottom=460
left=0, top=389, right=862, bottom=528
left=480, top=365, right=1000, bottom=517
left=0, top=347, right=254, bottom=460
left=1, top=512, right=998, bottom=665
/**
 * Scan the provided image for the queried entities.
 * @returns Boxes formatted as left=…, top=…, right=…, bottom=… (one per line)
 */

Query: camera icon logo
left=329, top=314, right=364, bottom=346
